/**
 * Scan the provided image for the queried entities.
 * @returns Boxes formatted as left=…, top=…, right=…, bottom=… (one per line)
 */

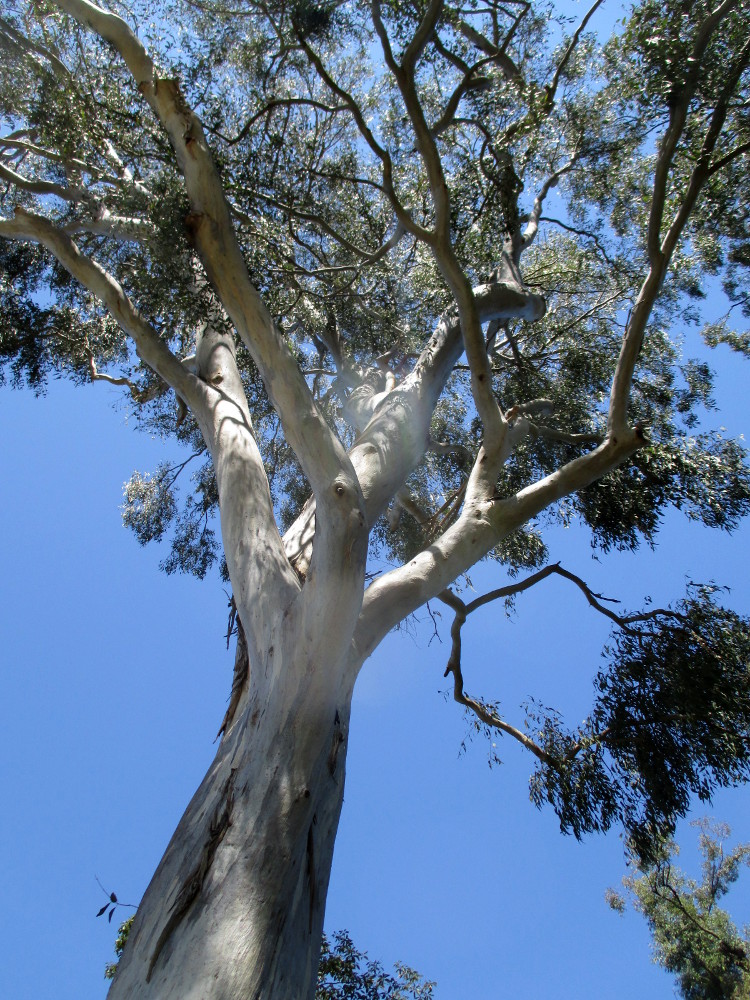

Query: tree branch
left=372, top=0, right=507, bottom=453
left=521, top=159, right=577, bottom=251
left=52, top=0, right=365, bottom=590
left=354, top=428, right=643, bottom=661
left=454, top=18, right=522, bottom=83
left=0, top=161, right=87, bottom=202
left=296, top=32, right=432, bottom=243
left=219, top=96, right=347, bottom=146
left=647, top=0, right=740, bottom=265
left=401, top=0, right=444, bottom=73
left=437, top=587, right=553, bottom=764
left=609, top=4, right=748, bottom=438
left=0, top=14, right=71, bottom=80
left=547, top=0, right=606, bottom=106
left=282, top=276, right=546, bottom=577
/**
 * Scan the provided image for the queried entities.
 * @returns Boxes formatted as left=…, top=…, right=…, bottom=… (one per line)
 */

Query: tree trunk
left=109, top=632, right=354, bottom=1000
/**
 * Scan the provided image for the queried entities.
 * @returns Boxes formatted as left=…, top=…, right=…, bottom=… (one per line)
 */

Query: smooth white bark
left=109, top=633, right=355, bottom=1000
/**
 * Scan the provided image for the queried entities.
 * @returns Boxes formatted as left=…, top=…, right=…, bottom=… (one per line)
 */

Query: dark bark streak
left=146, top=769, right=237, bottom=982
left=327, top=711, right=344, bottom=778
left=306, top=817, right=317, bottom=934
left=216, top=618, right=249, bottom=742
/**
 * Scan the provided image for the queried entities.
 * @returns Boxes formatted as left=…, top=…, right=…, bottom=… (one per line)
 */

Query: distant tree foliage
left=317, top=932, right=435, bottom=1000
left=529, top=586, right=750, bottom=864
left=608, top=820, right=750, bottom=1000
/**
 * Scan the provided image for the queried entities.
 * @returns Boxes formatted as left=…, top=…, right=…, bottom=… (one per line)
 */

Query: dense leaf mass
left=611, top=820, right=750, bottom=1000
left=531, top=588, right=750, bottom=863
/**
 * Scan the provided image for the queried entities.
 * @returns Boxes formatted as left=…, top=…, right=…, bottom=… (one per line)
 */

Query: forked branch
left=436, top=563, right=687, bottom=763
left=53, top=0, right=355, bottom=511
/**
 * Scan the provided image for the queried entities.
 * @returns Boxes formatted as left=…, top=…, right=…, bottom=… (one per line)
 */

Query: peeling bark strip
left=306, top=816, right=317, bottom=934
left=146, top=769, right=237, bottom=982
left=216, top=617, right=249, bottom=742
left=327, top=710, right=345, bottom=779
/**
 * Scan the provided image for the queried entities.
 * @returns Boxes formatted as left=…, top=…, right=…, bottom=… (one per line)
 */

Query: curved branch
left=0, top=161, right=87, bottom=203
left=435, top=557, right=693, bottom=766
left=220, top=96, right=347, bottom=146
left=454, top=19, right=522, bottom=83
left=296, top=32, right=431, bottom=243
left=521, top=159, right=577, bottom=251
left=547, top=0, right=606, bottom=105
left=438, top=588, right=553, bottom=764
left=354, top=427, right=644, bottom=661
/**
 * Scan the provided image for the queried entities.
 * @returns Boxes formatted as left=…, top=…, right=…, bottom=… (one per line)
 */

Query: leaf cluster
left=530, top=587, right=750, bottom=865
left=611, top=820, right=750, bottom=1000
left=317, top=930, right=435, bottom=1000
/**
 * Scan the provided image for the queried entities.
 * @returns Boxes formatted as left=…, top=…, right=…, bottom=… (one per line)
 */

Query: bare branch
left=86, top=352, right=144, bottom=398
left=431, top=54, right=501, bottom=136
left=547, top=0, right=606, bottom=105
left=521, top=159, right=577, bottom=250
left=219, top=96, right=347, bottom=146
left=355, top=428, right=644, bottom=662
left=437, top=588, right=553, bottom=764
left=0, top=161, right=87, bottom=203
left=428, top=554, right=694, bottom=767
left=401, top=0, right=444, bottom=72
left=536, top=214, right=616, bottom=268
left=707, top=139, right=750, bottom=176
left=454, top=18, right=522, bottom=83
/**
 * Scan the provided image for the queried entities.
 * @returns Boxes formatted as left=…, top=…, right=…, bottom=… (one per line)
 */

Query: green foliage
left=530, top=587, right=750, bottom=864
left=317, top=931, right=435, bottom=1000
left=609, top=820, right=750, bottom=999
left=104, top=915, right=135, bottom=981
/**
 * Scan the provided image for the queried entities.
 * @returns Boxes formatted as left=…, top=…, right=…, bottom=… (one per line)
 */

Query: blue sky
left=1, top=320, right=749, bottom=999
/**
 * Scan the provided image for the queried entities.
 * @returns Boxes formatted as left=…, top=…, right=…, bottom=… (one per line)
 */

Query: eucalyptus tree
left=1, top=0, right=750, bottom=997
left=609, top=821, right=750, bottom=1000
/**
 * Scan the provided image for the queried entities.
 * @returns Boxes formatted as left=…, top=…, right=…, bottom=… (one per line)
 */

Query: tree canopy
left=1, top=0, right=749, bottom=996
left=609, top=820, right=750, bottom=1000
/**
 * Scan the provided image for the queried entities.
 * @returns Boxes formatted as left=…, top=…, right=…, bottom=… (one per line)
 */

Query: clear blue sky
left=1, top=321, right=748, bottom=999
